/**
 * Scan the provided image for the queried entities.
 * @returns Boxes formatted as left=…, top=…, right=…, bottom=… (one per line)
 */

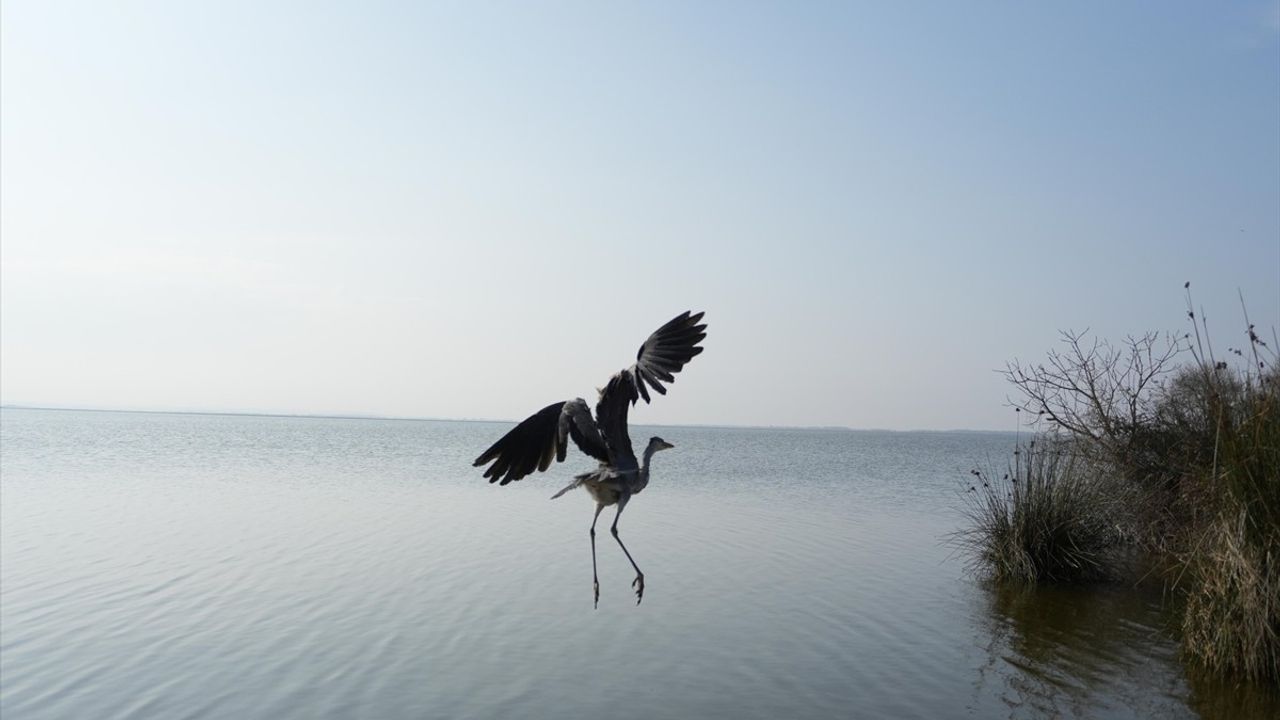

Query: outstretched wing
left=595, top=311, right=708, bottom=471
left=473, top=398, right=608, bottom=485
left=632, top=310, right=707, bottom=403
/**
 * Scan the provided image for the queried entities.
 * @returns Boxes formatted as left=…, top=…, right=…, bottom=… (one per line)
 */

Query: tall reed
left=1176, top=314, right=1279, bottom=681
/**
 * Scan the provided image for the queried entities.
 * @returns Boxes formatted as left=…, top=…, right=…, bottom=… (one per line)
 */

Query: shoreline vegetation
left=955, top=285, right=1279, bottom=683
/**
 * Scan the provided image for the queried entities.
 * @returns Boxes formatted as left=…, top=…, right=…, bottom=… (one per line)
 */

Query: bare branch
left=1002, top=329, right=1184, bottom=463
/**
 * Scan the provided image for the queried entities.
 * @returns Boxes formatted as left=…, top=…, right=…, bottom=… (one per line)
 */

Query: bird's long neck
left=638, top=444, right=660, bottom=488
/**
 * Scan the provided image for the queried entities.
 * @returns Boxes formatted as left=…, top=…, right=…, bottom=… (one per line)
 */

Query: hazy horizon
left=3, top=3, right=1278, bottom=432
left=0, top=404, right=1024, bottom=435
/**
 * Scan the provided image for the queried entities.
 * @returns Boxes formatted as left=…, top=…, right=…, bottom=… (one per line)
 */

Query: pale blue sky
left=2, top=2, right=1278, bottom=430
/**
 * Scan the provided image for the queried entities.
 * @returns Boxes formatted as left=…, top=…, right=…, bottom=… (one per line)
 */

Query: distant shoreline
left=0, top=404, right=1015, bottom=435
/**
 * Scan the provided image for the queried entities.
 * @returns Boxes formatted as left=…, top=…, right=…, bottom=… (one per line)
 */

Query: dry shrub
left=973, top=285, right=1280, bottom=681
left=1180, top=363, right=1280, bottom=682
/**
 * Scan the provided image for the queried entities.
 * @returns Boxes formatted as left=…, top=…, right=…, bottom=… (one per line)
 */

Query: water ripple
left=4, top=409, right=1277, bottom=719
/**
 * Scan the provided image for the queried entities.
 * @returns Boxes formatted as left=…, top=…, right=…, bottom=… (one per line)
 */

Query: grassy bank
left=957, top=288, right=1279, bottom=682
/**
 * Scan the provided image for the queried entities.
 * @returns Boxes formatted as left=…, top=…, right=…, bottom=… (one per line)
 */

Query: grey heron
left=473, top=310, right=708, bottom=607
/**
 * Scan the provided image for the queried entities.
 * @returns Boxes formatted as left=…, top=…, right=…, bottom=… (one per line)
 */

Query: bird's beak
left=661, top=440, right=675, bottom=450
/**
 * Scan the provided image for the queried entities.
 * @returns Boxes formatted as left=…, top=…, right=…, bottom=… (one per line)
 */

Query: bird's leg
left=590, top=504, right=604, bottom=609
left=610, top=502, right=644, bottom=605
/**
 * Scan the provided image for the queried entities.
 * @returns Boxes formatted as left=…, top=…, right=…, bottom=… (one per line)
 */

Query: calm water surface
left=2, top=408, right=1275, bottom=719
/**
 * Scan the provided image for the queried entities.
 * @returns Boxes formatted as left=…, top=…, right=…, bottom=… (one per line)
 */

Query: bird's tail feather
left=550, top=471, right=598, bottom=499
left=550, top=479, right=581, bottom=500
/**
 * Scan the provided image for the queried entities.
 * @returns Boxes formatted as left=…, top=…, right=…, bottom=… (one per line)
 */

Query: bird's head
left=648, top=436, right=675, bottom=452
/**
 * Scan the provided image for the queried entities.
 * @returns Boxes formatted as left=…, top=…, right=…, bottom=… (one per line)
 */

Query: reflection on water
left=975, top=583, right=1279, bottom=719
left=2, top=409, right=1277, bottom=720
left=1184, top=656, right=1280, bottom=719
left=976, top=583, right=1187, bottom=719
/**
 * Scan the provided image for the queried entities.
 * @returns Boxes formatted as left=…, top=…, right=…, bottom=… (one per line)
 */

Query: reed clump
left=957, top=440, right=1121, bottom=584
left=959, top=286, right=1279, bottom=682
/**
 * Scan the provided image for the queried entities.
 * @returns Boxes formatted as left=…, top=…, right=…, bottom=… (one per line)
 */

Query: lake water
left=1, top=408, right=1275, bottom=719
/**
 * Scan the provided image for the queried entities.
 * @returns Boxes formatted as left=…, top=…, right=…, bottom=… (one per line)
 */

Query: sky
left=2, top=1, right=1278, bottom=431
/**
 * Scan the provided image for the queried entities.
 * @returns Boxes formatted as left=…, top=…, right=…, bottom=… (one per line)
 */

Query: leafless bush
left=970, top=283, right=1280, bottom=681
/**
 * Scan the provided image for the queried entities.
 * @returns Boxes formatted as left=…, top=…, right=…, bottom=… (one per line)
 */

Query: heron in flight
left=473, top=310, right=708, bottom=607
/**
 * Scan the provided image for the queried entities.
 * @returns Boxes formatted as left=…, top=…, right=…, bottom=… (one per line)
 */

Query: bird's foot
left=632, top=574, right=645, bottom=605
left=593, top=579, right=600, bottom=609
